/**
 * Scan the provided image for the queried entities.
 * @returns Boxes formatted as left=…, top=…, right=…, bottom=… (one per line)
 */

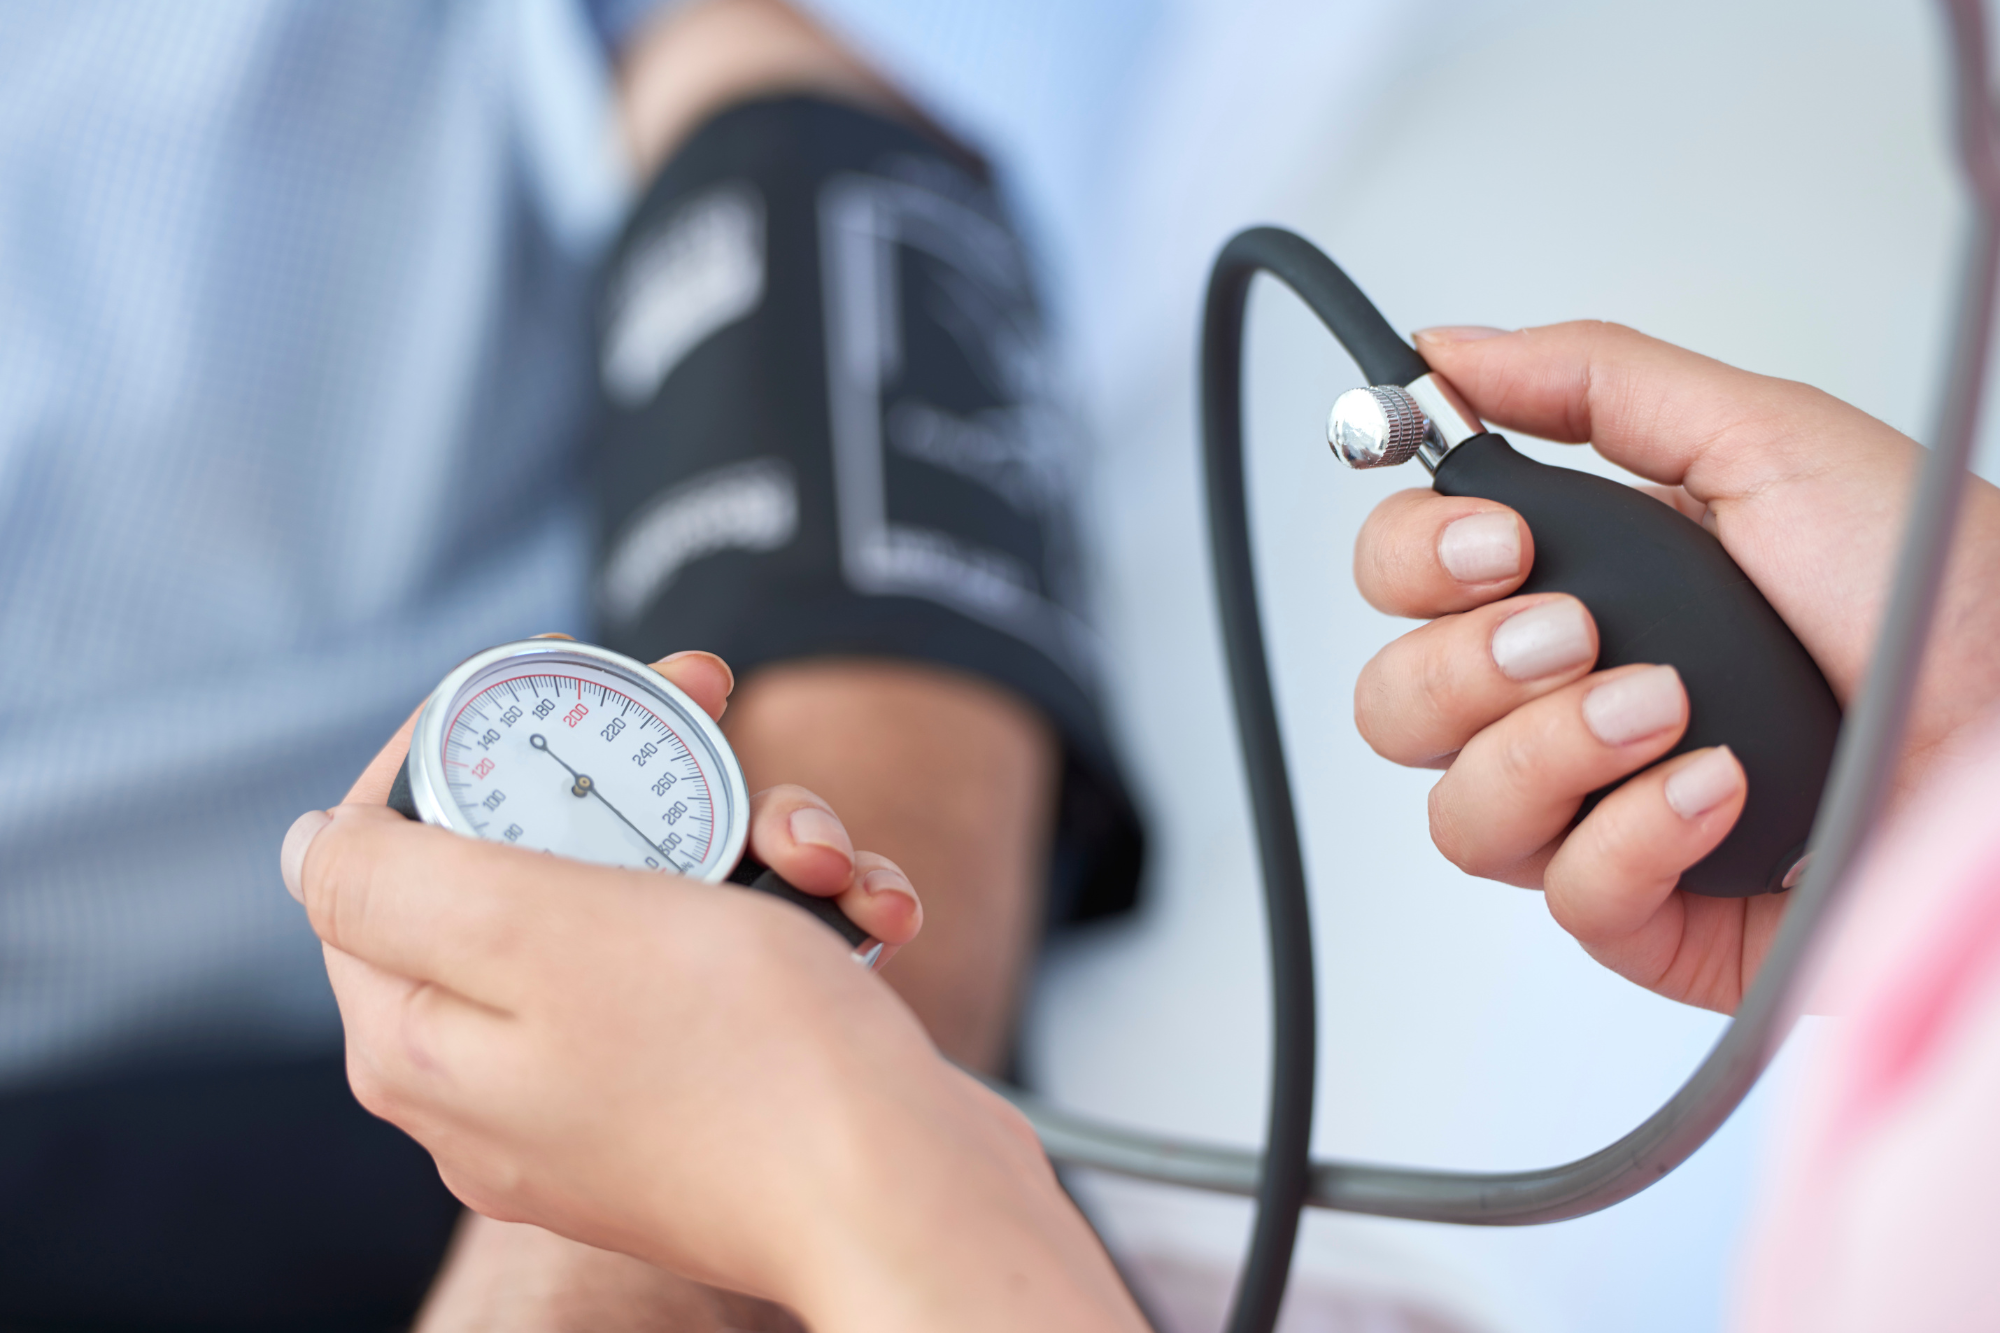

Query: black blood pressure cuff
left=588, top=97, right=1142, bottom=924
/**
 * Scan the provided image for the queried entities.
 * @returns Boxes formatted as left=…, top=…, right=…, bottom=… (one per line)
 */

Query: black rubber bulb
left=1430, top=433, right=1841, bottom=897
left=1227, top=224, right=1840, bottom=896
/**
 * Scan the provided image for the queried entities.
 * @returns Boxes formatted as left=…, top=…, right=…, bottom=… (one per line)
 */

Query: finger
left=836, top=851, right=922, bottom=961
left=1409, top=322, right=1852, bottom=499
left=648, top=651, right=734, bottom=722
left=1429, top=663, right=1688, bottom=882
left=1542, top=745, right=1746, bottom=958
left=346, top=704, right=424, bottom=805
left=746, top=784, right=856, bottom=893
left=294, top=802, right=625, bottom=1005
left=1355, top=594, right=1598, bottom=767
left=1635, top=483, right=1710, bottom=526
left=1354, top=489, right=1534, bottom=618
left=322, top=943, right=508, bottom=1131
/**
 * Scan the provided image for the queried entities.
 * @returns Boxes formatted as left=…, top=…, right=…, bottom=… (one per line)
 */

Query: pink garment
left=1737, top=712, right=2000, bottom=1332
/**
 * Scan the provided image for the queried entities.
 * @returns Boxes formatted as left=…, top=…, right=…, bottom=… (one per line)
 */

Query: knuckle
left=1354, top=490, right=1438, bottom=612
left=309, top=826, right=367, bottom=949
left=298, top=825, right=343, bottom=933
left=1352, top=660, right=1397, bottom=758
left=435, top=1165, right=486, bottom=1214
left=1544, top=798, right=1679, bottom=947
left=345, top=1050, right=396, bottom=1121
left=1353, top=501, right=1397, bottom=592
left=1488, top=724, right=1543, bottom=798
left=1357, top=624, right=1474, bottom=765
left=1577, top=797, right=1644, bottom=879
left=1412, top=630, right=1465, bottom=729
left=1428, top=758, right=1527, bottom=881
left=1426, top=778, right=1480, bottom=874
left=992, top=1099, right=1050, bottom=1167
left=469, top=887, right=536, bottom=965
left=309, top=811, right=405, bottom=955
left=1540, top=862, right=1590, bottom=938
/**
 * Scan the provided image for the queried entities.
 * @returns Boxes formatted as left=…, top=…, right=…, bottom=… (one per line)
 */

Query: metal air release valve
left=1326, top=385, right=1425, bottom=468
left=1327, top=373, right=1491, bottom=473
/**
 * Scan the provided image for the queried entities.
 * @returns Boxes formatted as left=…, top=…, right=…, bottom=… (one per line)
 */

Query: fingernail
left=665, top=650, right=735, bottom=697
left=1491, top=600, right=1592, bottom=680
left=789, top=805, right=852, bottom=859
left=1665, top=747, right=1743, bottom=819
left=280, top=810, right=332, bottom=903
left=1583, top=665, right=1684, bottom=746
left=1439, top=511, right=1522, bottom=583
left=861, top=867, right=918, bottom=906
left=1413, top=325, right=1508, bottom=344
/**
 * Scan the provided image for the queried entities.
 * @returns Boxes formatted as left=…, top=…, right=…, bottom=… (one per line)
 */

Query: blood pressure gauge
left=388, top=638, right=880, bottom=965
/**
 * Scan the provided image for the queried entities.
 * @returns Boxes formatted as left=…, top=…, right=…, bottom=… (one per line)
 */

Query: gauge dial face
left=414, top=645, right=745, bottom=882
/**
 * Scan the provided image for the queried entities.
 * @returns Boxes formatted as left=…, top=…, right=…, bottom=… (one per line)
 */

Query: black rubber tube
left=1199, top=226, right=1360, bottom=1333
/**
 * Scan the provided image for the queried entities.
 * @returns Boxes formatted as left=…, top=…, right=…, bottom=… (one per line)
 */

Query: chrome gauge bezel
left=405, top=639, right=750, bottom=884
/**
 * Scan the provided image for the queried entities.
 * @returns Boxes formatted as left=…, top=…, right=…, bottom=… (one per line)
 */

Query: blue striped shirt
left=0, top=0, right=1156, bottom=1088
left=0, top=1, right=627, bottom=1085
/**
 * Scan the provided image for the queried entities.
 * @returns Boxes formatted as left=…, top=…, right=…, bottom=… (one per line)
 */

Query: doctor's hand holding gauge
left=280, top=650, right=1117, bottom=1333
left=298, top=643, right=918, bottom=973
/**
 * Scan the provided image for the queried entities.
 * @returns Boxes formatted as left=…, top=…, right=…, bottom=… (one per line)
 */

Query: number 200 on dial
left=397, top=640, right=750, bottom=883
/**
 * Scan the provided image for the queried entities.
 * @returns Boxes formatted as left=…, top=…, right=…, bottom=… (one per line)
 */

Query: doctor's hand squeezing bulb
left=1327, top=355, right=1840, bottom=897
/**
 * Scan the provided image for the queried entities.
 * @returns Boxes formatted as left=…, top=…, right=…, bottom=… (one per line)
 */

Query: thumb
left=1410, top=321, right=1863, bottom=505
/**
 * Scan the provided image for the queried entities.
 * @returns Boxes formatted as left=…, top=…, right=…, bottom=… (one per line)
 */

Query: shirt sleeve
left=579, top=0, right=686, bottom=55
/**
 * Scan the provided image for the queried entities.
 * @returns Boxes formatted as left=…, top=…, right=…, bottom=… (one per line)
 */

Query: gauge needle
left=529, top=733, right=669, bottom=861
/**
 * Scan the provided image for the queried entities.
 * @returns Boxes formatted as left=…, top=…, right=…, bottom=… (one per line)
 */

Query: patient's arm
left=727, top=660, right=1057, bottom=1073
left=417, top=1219, right=807, bottom=1333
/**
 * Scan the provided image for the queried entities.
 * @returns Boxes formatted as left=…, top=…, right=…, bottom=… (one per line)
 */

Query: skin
left=610, top=0, right=1059, bottom=1078
left=1353, top=321, right=2000, bottom=1013
left=415, top=1, right=1060, bottom=1323
left=611, top=0, right=1057, bottom=1086
left=284, top=651, right=1145, bottom=1333
left=726, top=660, right=1058, bottom=1074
